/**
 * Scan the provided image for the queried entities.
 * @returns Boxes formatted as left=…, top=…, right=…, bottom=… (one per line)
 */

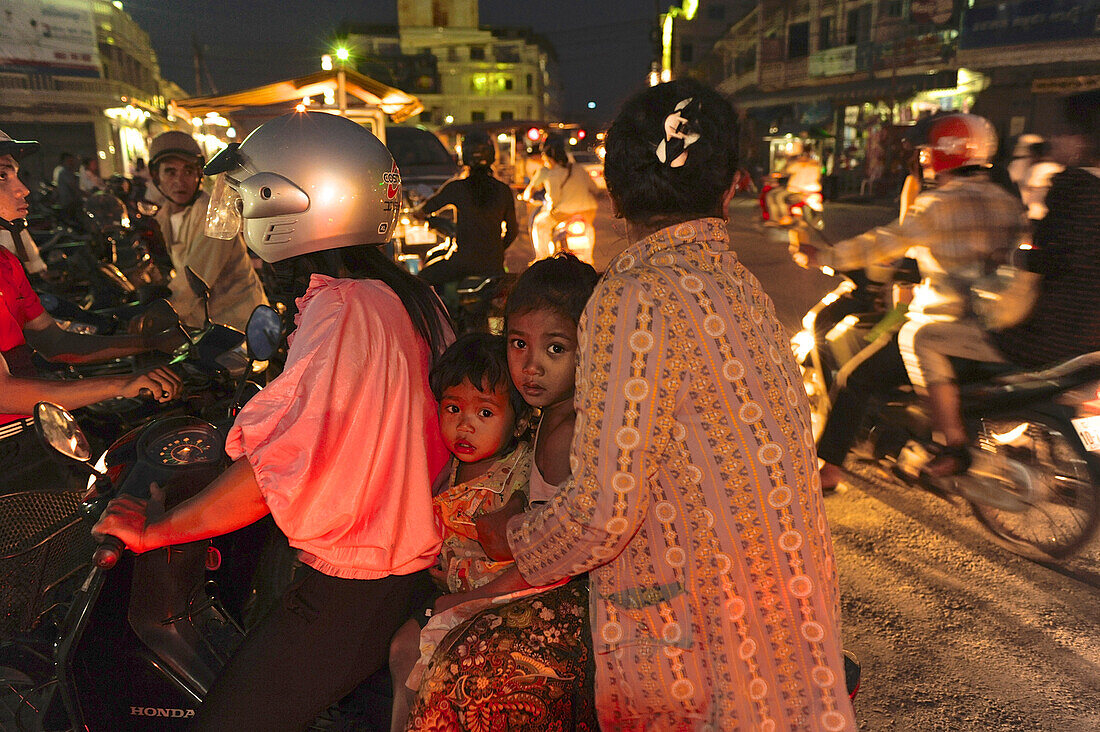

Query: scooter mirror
left=245, top=304, right=283, bottom=362
left=184, top=266, right=211, bottom=327
left=33, top=402, right=94, bottom=465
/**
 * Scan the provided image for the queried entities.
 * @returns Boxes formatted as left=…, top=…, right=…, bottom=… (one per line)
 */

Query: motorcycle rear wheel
left=968, top=414, right=1100, bottom=560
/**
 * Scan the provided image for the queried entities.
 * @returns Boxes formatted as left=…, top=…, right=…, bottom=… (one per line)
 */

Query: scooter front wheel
left=967, top=414, right=1100, bottom=560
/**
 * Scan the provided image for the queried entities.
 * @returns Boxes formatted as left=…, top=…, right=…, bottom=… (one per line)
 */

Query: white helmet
left=205, top=112, right=401, bottom=263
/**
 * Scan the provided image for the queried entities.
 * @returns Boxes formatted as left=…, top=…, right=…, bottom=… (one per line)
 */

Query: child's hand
left=475, top=492, right=526, bottom=561
left=433, top=591, right=469, bottom=616
left=428, top=564, right=448, bottom=591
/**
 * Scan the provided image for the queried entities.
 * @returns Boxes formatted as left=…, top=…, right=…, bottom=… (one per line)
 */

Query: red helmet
left=921, top=113, right=997, bottom=174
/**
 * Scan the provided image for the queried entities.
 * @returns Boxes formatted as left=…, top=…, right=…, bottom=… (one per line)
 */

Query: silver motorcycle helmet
left=204, top=112, right=401, bottom=263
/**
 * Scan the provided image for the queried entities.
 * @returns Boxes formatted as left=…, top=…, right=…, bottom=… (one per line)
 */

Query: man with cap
left=0, top=131, right=48, bottom=278
left=148, top=131, right=267, bottom=331
left=0, top=129, right=184, bottom=493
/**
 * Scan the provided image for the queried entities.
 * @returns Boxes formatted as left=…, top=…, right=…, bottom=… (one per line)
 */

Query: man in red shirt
left=0, top=131, right=182, bottom=492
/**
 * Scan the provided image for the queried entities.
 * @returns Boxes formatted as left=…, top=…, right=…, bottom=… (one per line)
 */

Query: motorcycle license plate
left=1071, top=414, right=1100, bottom=452
left=404, top=225, right=438, bottom=245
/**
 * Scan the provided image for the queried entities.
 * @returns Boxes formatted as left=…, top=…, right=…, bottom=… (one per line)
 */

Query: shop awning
left=730, top=71, right=959, bottom=108
left=177, top=68, right=423, bottom=123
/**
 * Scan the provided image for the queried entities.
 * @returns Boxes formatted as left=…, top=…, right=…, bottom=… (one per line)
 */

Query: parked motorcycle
left=0, top=304, right=284, bottom=731
left=794, top=265, right=1100, bottom=560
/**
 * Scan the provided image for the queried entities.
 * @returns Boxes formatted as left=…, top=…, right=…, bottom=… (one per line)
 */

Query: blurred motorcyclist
left=521, top=135, right=598, bottom=261
left=892, top=93, right=1100, bottom=479
left=796, top=113, right=1028, bottom=488
left=149, top=131, right=267, bottom=331
left=1, top=131, right=184, bottom=492
left=765, top=139, right=821, bottom=225
left=414, top=131, right=517, bottom=286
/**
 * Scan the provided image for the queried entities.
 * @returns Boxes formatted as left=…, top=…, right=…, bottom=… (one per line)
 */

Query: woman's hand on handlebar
left=124, top=366, right=182, bottom=402
left=91, top=482, right=166, bottom=554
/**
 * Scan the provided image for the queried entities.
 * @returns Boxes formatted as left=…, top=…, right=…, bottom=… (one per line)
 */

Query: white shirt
left=527, top=165, right=597, bottom=214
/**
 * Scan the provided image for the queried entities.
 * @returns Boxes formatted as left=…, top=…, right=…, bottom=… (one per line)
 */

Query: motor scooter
left=760, top=174, right=825, bottom=231
left=0, top=303, right=287, bottom=731
left=793, top=263, right=1100, bottom=560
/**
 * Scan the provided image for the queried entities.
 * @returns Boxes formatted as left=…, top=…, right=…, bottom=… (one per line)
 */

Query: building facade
left=678, top=0, right=1100, bottom=196
left=0, top=0, right=192, bottom=185
left=345, top=0, right=560, bottom=128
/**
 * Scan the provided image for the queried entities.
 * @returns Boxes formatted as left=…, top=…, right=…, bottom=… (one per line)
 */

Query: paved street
left=567, top=192, right=1100, bottom=731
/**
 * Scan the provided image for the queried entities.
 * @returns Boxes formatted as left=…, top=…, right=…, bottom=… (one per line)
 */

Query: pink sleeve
left=225, top=276, right=448, bottom=578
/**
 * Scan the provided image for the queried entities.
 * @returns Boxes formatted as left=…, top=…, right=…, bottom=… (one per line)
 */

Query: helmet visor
left=205, top=173, right=242, bottom=239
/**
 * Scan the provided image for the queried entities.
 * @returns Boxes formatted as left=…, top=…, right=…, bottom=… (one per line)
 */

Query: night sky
left=125, top=0, right=658, bottom=122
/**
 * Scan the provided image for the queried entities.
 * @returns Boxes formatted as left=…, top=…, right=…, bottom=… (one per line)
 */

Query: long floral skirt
left=406, top=576, right=596, bottom=732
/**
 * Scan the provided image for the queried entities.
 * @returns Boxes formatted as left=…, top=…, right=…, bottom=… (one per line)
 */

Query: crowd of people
left=3, top=75, right=1097, bottom=731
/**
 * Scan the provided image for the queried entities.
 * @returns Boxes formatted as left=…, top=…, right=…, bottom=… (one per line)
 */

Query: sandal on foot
left=919, top=444, right=971, bottom=482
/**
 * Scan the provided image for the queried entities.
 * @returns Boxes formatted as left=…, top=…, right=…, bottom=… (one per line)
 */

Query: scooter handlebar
left=93, top=535, right=125, bottom=569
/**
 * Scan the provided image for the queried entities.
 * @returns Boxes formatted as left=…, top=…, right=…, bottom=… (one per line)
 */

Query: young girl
left=405, top=253, right=600, bottom=731
left=389, top=332, right=533, bottom=732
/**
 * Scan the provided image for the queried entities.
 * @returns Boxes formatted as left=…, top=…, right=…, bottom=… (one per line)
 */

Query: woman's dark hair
left=505, top=252, right=599, bottom=327
left=430, top=332, right=528, bottom=420
left=604, top=79, right=738, bottom=224
left=268, top=244, right=452, bottom=362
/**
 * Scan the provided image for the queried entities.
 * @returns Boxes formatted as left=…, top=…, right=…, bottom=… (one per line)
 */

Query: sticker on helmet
left=378, top=222, right=389, bottom=235
left=383, top=162, right=401, bottom=200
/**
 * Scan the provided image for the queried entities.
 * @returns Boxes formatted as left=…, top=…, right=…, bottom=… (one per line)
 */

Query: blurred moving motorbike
left=793, top=260, right=1100, bottom=561
left=760, top=173, right=825, bottom=232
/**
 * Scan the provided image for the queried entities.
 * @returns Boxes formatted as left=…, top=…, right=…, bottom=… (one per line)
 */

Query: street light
left=659, top=1, right=698, bottom=83
left=326, top=45, right=351, bottom=115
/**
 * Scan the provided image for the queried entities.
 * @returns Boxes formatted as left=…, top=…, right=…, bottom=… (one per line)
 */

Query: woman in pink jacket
left=93, top=112, right=452, bottom=730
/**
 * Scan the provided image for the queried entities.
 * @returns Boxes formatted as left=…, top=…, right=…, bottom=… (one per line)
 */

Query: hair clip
left=655, top=97, right=701, bottom=168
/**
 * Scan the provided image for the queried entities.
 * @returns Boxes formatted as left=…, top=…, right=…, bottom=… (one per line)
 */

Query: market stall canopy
left=177, top=68, right=423, bottom=125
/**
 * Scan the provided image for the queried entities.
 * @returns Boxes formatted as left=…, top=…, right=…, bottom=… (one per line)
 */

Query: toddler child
left=389, top=332, right=532, bottom=731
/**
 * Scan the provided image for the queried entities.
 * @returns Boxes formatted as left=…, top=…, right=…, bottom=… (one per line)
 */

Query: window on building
left=735, top=46, right=757, bottom=75
left=471, top=111, right=486, bottom=122
left=470, top=75, right=488, bottom=93
left=788, top=22, right=810, bottom=58
left=501, top=110, right=514, bottom=121
left=881, top=0, right=903, bottom=18
left=526, top=73, right=533, bottom=92
left=432, top=0, right=448, bottom=27
left=503, top=77, right=513, bottom=91
left=819, top=16, right=834, bottom=51
left=846, top=5, right=871, bottom=45
left=680, top=43, right=694, bottom=63
left=469, top=45, right=485, bottom=61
